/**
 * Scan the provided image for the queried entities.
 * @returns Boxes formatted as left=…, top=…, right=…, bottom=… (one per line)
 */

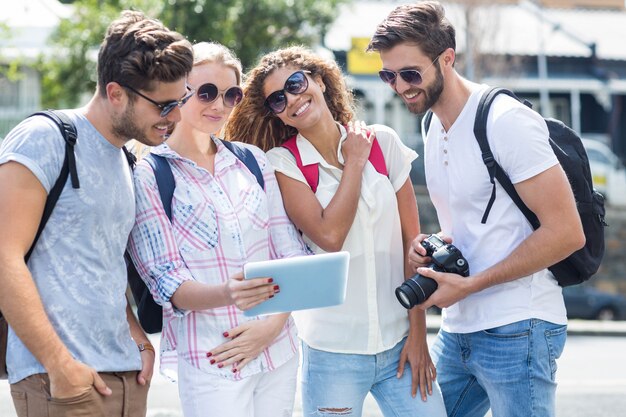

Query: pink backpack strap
left=282, top=132, right=388, bottom=194
left=368, top=137, right=388, bottom=177
left=281, top=135, right=320, bottom=193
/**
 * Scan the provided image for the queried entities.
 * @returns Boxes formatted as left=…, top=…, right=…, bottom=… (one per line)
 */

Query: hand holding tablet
left=224, top=271, right=279, bottom=311
left=242, top=251, right=350, bottom=317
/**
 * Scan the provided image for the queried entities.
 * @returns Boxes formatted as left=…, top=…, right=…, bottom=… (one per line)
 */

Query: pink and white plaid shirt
left=128, top=138, right=309, bottom=381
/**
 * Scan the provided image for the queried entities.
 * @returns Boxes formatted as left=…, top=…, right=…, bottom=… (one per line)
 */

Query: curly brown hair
left=367, top=1, right=455, bottom=62
left=97, top=10, right=193, bottom=97
left=225, top=46, right=355, bottom=152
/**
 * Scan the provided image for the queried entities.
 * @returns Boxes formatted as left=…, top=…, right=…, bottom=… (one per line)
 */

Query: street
left=1, top=334, right=625, bottom=417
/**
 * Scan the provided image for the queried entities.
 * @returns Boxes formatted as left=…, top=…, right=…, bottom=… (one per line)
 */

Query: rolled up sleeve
left=128, top=161, right=195, bottom=316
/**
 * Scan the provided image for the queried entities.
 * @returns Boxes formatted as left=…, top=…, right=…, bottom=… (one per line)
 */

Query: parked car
left=563, top=285, right=626, bottom=321
left=582, top=138, right=626, bottom=206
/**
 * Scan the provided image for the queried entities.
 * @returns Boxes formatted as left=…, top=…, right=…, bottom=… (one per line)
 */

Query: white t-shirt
left=424, top=84, right=568, bottom=334
left=267, top=123, right=417, bottom=354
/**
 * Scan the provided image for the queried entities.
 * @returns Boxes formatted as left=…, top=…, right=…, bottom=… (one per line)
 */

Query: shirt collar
left=150, top=135, right=238, bottom=169
left=295, top=122, right=346, bottom=168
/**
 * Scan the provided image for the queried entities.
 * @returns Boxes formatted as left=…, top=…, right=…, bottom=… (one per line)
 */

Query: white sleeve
left=266, top=146, right=309, bottom=186
left=0, top=116, right=66, bottom=192
left=488, top=99, right=558, bottom=184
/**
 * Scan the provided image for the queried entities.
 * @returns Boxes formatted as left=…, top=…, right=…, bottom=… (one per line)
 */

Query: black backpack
left=126, top=138, right=265, bottom=334
left=423, top=87, right=607, bottom=287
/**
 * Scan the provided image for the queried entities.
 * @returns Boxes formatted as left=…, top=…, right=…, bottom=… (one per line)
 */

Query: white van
left=582, top=139, right=626, bottom=207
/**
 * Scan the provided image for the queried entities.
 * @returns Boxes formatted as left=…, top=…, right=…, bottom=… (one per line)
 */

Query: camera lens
left=396, top=289, right=413, bottom=309
left=395, top=273, right=438, bottom=309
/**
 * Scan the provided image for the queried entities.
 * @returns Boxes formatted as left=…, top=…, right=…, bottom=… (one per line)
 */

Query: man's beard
left=111, top=100, right=164, bottom=146
left=406, top=64, right=444, bottom=115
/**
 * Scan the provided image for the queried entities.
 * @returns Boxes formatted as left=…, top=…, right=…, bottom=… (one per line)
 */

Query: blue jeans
left=431, top=319, right=567, bottom=417
left=301, top=338, right=447, bottom=417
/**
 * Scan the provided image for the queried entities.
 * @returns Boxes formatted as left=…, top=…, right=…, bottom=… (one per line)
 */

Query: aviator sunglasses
left=196, top=83, right=244, bottom=108
left=264, top=70, right=311, bottom=114
left=378, top=52, right=443, bottom=86
left=121, top=83, right=195, bottom=118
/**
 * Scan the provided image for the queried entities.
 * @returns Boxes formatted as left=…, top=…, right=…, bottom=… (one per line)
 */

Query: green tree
left=37, top=0, right=161, bottom=108
left=161, top=0, right=349, bottom=69
left=40, top=0, right=350, bottom=108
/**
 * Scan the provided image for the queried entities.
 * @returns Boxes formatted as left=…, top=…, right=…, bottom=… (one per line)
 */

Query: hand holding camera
left=396, top=234, right=470, bottom=309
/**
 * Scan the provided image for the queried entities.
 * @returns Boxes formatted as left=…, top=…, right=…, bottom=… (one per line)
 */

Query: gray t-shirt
left=0, top=110, right=142, bottom=383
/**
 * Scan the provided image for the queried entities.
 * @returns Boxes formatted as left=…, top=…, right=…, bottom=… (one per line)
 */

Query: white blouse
left=267, top=123, right=418, bottom=354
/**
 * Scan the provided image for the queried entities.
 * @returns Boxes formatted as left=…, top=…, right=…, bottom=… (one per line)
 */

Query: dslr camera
left=395, top=234, right=470, bottom=309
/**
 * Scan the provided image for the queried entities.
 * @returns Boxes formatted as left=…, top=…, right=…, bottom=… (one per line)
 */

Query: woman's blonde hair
left=192, top=41, right=243, bottom=85
left=225, top=46, right=355, bottom=151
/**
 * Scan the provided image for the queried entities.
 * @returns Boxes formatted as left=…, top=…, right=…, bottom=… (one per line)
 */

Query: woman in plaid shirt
left=128, top=42, right=309, bottom=417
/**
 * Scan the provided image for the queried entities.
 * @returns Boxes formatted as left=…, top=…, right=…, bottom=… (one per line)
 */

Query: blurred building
left=325, top=0, right=626, bottom=184
left=2, top=0, right=626, bottom=161
left=0, top=0, right=71, bottom=137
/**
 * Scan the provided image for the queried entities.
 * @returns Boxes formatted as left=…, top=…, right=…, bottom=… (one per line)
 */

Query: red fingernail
left=218, top=363, right=224, bottom=369
left=232, top=368, right=237, bottom=373
left=210, top=359, right=216, bottom=364
left=269, top=294, right=275, bottom=298
left=223, top=332, right=229, bottom=338
left=206, top=352, right=212, bottom=357
left=273, top=285, right=279, bottom=291
left=268, top=278, right=274, bottom=283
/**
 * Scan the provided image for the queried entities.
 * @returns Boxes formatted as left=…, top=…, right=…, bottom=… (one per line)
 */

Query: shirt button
left=444, top=161, right=449, bottom=166
left=443, top=149, right=448, bottom=154
left=444, top=136, right=448, bottom=141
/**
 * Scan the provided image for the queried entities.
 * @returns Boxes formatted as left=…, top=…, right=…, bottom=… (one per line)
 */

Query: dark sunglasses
left=264, top=70, right=311, bottom=114
left=196, top=83, right=244, bottom=108
left=121, top=83, right=195, bottom=118
left=378, top=53, right=443, bottom=86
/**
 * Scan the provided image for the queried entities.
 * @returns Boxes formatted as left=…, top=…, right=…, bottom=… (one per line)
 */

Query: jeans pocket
left=544, top=324, right=567, bottom=381
left=482, top=320, right=531, bottom=339
left=49, top=386, right=104, bottom=417
left=128, top=372, right=150, bottom=417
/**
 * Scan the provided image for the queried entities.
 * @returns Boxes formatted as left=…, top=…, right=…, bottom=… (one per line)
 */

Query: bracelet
left=137, top=342, right=155, bottom=354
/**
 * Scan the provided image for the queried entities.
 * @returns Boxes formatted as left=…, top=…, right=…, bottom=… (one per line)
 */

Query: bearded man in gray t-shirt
left=0, top=10, right=193, bottom=417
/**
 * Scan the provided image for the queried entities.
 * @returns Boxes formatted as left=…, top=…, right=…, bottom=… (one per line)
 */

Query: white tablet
left=243, top=251, right=350, bottom=317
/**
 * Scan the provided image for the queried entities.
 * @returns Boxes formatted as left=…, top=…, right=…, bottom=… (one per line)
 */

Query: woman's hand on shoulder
left=342, top=120, right=374, bottom=168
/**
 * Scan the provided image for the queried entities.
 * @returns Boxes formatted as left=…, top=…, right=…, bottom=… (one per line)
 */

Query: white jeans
left=177, top=354, right=298, bottom=417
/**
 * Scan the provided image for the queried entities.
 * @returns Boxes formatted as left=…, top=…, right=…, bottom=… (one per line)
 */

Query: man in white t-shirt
left=368, top=2, right=585, bottom=416
left=0, top=11, right=193, bottom=417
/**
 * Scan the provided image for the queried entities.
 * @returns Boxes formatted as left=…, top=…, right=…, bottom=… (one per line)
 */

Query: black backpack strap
left=144, top=154, right=175, bottom=220
left=25, top=110, right=79, bottom=262
left=219, top=138, right=265, bottom=190
left=473, top=88, right=540, bottom=228
left=125, top=152, right=173, bottom=334
left=31, top=110, right=80, bottom=189
left=422, top=110, right=434, bottom=137
left=122, top=145, right=137, bottom=170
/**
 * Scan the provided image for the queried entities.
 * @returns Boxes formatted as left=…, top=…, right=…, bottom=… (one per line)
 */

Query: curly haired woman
left=226, top=46, right=446, bottom=417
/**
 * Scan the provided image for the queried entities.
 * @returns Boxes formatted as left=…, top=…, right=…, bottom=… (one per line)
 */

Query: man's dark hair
left=367, top=1, right=456, bottom=61
left=96, top=10, right=193, bottom=97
